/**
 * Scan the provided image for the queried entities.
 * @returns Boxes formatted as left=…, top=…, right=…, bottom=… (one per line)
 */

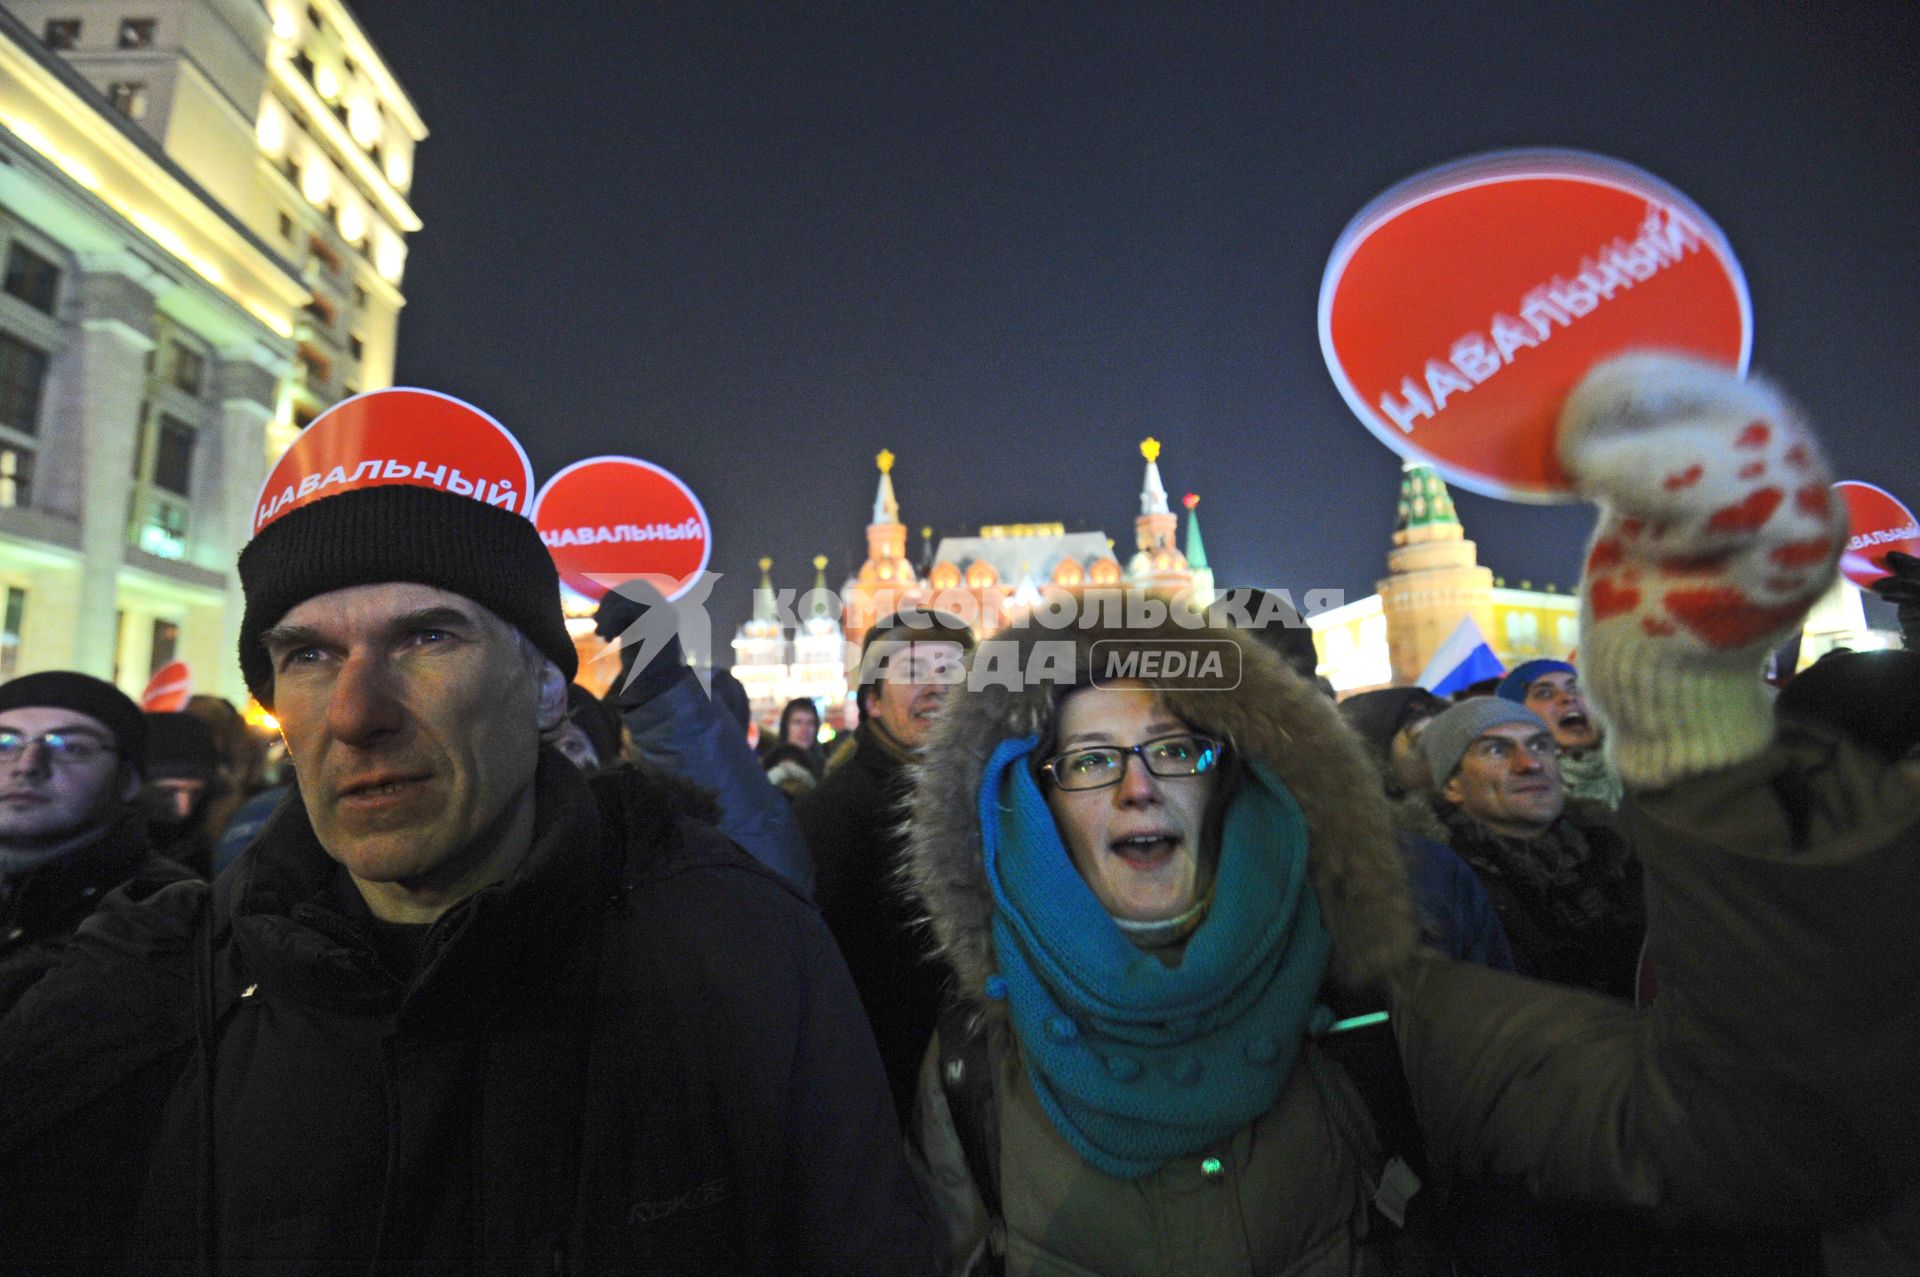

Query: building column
left=61, top=259, right=157, bottom=678
left=206, top=348, right=281, bottom=702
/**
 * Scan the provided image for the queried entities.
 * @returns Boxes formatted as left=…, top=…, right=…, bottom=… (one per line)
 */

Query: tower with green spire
left=1393, top=462, right=1462, bottom=537
left=1378, top=461, right=1494, bottom=686
left=1182, top=492, right=1215, bottom=608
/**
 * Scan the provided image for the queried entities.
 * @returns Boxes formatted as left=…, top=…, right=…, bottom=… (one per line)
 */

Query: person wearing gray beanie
left=1421, top=698, right=1554, bottom=792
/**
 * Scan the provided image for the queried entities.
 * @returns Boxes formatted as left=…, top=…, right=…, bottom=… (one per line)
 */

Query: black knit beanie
left=238, top=484, right=578, bottom=708
left=0, top=670, right=147, bottom=770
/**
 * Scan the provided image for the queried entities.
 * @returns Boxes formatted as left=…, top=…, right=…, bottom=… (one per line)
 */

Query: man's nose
left=326, top=654, right=407, bottom=747
left=8, top=739, right=52, bottom=778
left=1510, top=748, right=1545, bottom=774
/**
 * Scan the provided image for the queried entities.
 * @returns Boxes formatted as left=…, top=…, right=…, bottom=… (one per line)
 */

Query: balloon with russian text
left=249, top=388, right=536, bottom=536
left=141, top=660, right=192, bottom=713
left=531, top=456, right=713, bottom=602
left=1320, top=149, right=1751, bottom=502
left=1835, top=480, right=1920, bottom=588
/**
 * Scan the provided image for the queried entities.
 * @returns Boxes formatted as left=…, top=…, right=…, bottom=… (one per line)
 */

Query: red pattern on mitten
left=1558, top=354, right=1846, bottom=786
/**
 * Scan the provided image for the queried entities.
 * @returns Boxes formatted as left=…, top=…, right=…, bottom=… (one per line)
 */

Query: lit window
left=256, top=102, right=286, bottom=153
left=152, top=416, right=195, bottom=496
left=3, top=242, right=61, bottom=314
left=0, top=447, right=33, bottom=508
left=140, top=498, right=190, bottom=560
left=107, top=81, right=149, bottom=120
left=117, top=18, right=155, bottom=49
left=43, top=19, right=81, bottom=50
left=347, top=98, right=380, bottom=147
left=0, top=586, right=26, bottom=677
left=0, top=334, right=49, bottom=436
left=300, top=158, right=330, bottom=205
left=1504, top=611, right=1541, bottom=650
left=150, top=618, right=179, bottom=672
left=313, top=63, right=338, bottom=100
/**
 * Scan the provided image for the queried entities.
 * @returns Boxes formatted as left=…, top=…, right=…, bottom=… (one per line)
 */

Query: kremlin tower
left=1182, top=492, right=1215, bottom=610
left=842, top=449, right=924, bottom=653
left=1126, top=438, right=1192, bottom=594
left=1376, top=461, right=1497, bottom=685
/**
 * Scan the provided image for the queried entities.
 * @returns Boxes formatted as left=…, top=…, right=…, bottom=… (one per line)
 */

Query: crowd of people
left=0, top=353, right=1914, bottom=1274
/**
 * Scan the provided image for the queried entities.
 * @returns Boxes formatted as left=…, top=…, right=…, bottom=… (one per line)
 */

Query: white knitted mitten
left=1558, top=353, right=1846, bottom=788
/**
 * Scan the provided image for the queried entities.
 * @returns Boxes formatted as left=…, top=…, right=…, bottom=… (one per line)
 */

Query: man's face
left=1523, top=671, right=1600, bottom=751
left=0, top=707, right=134, bottom=850
left=784, top=707, right=819, bottom=747
left=862, top=640, right=965, bottom=752
left=148, top=776, right=208, bottom=824
left=1442, top=720, right=1565, bottom=839
left=545, top=720, right=600, bottom=772
left=262, top=582, right=546, bottom=900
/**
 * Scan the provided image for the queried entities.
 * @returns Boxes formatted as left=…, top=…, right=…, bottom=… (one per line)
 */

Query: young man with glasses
left=0, top=672, right=191, bottom=1011
left=1420, top=697, right=1643, bottom=999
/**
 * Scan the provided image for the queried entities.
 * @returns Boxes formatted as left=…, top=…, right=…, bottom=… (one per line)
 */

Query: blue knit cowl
left=979, top=735, right=1331, bottom=1179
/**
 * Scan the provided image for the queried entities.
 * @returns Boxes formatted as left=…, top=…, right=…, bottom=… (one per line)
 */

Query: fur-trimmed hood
left=902, top=612, right=1421, bottom=1018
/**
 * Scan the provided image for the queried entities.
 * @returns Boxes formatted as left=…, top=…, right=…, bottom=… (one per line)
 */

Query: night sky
left=353, top=2, right=1917, bottom=656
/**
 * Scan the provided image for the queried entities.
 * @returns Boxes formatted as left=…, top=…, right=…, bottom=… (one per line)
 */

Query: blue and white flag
left=1418, top=615, right=1505, bottom=696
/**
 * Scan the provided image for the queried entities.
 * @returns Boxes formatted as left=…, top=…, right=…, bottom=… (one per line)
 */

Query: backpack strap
left=935, top=1001, right=1003, bottom=1252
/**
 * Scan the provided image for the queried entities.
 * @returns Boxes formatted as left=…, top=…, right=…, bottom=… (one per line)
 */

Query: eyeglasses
left=0, top=730, right=119, bottom=765
left=1040, top=734, right=1224, bottom=792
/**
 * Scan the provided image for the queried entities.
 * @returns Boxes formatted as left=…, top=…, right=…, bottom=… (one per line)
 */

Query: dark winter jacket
left=0, top=813, right=192, bottom=1013
left=0, top=750, right=939, bottom=1275
left=620, top=665, right=816, bottom=895
left=1399, top=834, right=1514, bottom=971
left=904, top=615, right=1916, bottom=1275
left=796, top=722, right=950, bottom=1128
left=1432, top=802, right=1643, bottom=998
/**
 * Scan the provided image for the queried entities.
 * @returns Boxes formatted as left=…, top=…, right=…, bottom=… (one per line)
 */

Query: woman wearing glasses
left=904, top=616, right=1440, bottom=1275
left=903, top=590, right=1913, bottom=1272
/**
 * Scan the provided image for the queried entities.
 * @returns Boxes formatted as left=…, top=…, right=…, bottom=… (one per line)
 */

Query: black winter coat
left=0, top=813, right=191, bottom=1013
left=795, top=726, right=950, bottom=1128
left=0, top=751, right=940, bottom=1275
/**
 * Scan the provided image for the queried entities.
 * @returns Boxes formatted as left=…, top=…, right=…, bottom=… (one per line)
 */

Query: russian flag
left=1418, top=616, right=1505, bottom=697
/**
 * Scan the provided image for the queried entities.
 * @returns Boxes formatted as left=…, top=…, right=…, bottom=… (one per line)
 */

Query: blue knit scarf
left=979, top=735, right=1331, bottom=1179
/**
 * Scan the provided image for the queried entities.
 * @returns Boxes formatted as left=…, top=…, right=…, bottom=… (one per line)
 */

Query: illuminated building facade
left=0, top=0, right=421, bottom=699
left=842, top=438, right=1200, bottom=652
left=731, top=555, right=849, bottom=730
left=727, top=438, right=1211, bottom=727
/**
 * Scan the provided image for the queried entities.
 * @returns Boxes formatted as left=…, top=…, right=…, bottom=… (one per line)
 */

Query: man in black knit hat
left=0, top=397, right=937, bottom=1274
left=0, top=672, right=191, bottom=1013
